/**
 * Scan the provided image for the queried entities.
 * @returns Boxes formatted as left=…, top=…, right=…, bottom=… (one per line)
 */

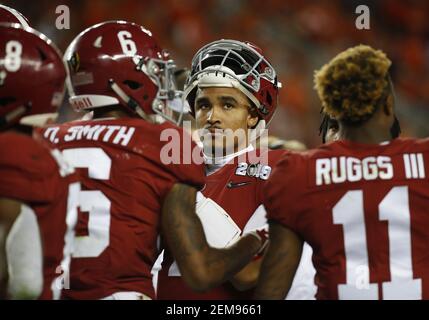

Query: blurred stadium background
left=4, top=0, right=429, bottom=148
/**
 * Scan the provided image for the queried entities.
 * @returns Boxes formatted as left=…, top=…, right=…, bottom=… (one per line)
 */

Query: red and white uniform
left=0, top=132, right=79, bottom=300
left=266, top=138, right=429, bottom=300
left=157, top=146, right=315, bottom=299
left=37, top=118, right=205, bottom=300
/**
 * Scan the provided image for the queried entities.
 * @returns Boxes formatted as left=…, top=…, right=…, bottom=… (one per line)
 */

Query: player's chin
left=201, top=142, right=224, bottom=156
left=202, top=134, right=241, bottom=155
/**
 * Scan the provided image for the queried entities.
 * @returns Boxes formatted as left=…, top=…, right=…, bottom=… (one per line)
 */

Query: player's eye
left=196, top=102, right=210, bottom=111
left=223, top=103, right=234, bottom=110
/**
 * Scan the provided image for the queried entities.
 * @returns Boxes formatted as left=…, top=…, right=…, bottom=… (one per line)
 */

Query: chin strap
left=108, top=79, right=151, bottom=121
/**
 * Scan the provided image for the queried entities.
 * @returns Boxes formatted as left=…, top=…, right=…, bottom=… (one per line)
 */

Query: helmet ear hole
left=37, top=48, right=47, bottom=62
left=123, top=80, right=142, bottom=90
left=266, top=92, right=272, bottom=106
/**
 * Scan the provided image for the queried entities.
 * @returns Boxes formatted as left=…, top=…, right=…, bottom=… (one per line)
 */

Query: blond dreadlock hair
left=314, top=45, right=392, bottom=124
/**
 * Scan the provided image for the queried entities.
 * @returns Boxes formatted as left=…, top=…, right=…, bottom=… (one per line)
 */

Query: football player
left=256, top=45, right=429, bottom=300
left=38, top=21, right=266, bottom=300
left=0, top=24, right=79, bottom=299
left=157, top=39, right=316, bottom=299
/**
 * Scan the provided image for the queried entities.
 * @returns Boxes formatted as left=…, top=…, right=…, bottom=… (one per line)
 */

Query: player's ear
left=384, top=94, right=394, bottom=116
left=247, top=106, right=259, bottom=129
left=384, top=74, right=395, bottom=117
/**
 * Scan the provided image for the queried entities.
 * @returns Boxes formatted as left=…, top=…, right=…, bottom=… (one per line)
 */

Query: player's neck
left=204, top=144, right=254, bottom=175
left=338, top=124, right=392, bottom=145
left=338, top=107, right=394, bottom=145
left=203, top=140, right=250, bottom=160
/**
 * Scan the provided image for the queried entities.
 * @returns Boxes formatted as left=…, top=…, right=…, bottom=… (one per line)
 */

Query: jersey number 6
left=62, top=148, right=112, bottom=258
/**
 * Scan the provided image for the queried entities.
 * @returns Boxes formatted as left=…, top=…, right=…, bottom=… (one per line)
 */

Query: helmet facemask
left=136, top=56, right=184, bottom=125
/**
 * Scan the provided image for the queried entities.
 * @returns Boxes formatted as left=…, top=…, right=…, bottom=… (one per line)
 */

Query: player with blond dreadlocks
left=256, top=45, right=429, bottom=300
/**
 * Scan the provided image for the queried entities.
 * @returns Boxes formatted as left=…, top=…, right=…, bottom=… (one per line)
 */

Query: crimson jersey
left=157, top=148, right=286, bottom=299
left=265, top=138, right=429, bottom=300
left=0, top=132, right=78, bottom=300
left=37, top=118, right=205, bottom=300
